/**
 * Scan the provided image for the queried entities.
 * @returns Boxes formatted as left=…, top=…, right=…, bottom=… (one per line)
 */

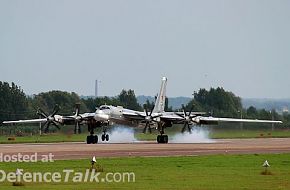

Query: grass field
left=0, top=133, right=88, bottom=144
left=0, top=154, right=289, bottom=189
left=209, top=129, right=290, bottom=139
left=1, top=128, right=290, bottom=144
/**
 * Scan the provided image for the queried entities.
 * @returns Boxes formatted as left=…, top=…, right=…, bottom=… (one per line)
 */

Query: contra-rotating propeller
left=73, top=103, right=82, bottom=134
left=62, top=103, right=83, bottom=134
left=137, top=106, right=160, bottom=134
left=175, top=105, right=195, bottom=133
left=37, top=105, right=60, bottom=133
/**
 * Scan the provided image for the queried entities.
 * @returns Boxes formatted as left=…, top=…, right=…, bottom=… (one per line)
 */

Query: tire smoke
left=104, top=126, right=138, bottom=143
left=170, top=127, right=214, bottom=143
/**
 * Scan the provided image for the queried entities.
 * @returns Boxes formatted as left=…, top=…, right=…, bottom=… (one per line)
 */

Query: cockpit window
left=100, top=106, right=110, bottom=110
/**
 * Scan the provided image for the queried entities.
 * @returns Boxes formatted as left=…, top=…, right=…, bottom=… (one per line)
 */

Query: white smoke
left=170, top=127, right=214, bottom=143
left=104, top=126, right=138, bottom=143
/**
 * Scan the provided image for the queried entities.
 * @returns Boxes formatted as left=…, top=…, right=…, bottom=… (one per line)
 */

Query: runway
left=1, top=138, right=290, bottom=160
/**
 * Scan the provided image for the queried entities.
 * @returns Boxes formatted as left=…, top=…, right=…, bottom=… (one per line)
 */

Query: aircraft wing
left=159, top=114, right=185, bottom=122
left=196, top=116, right=283, bottom=125
left=158, top=112, right=205, bottom=122
left=2, top=118, right=47, bottom=124
left=122, top=111, right=149, bottom=121
left=119, top=110, right=283, bottom=126
left=173, top=111, right=206, bottom=116
left=122, top=111, right=206, bottom=122
left=60, top=113, right=100, bottom=123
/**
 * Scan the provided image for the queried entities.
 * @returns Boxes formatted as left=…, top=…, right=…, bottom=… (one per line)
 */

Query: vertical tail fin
left=153, top=77, right=167, bottom=113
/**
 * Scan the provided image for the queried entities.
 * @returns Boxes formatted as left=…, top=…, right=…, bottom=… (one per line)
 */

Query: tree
left=0, top=81, right=29, bottom=122
left=164, top=97, right=173, bottom=111
left=30, top=91, right=88, bottom=115
left=143, top=99, right=155, bottom=110
left=118, top=89, right=142, bottom=111
left=246, top=106, right=258, bottom=119
left=190, top=87, right=242, bottom=117
left=83, top=96, right=121, bottom=112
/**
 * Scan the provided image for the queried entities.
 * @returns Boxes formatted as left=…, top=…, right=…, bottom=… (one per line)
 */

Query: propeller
left=37, top=105, right=60, bottom=133
left=175, top=105, right=195, bottom=133
left=61, top=103, right=83, bottom=134
left=137, top=106, right=160, bottom=133
left=73, top=103, right=82, bottom=134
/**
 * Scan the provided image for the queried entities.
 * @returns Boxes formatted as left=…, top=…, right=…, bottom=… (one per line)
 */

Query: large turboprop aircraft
left=97, top=77, right=283, bottom=144
left=2, top=104, right=110, bottom=143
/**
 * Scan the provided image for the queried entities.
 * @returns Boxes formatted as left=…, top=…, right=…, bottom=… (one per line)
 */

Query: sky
left=0, top=0, right=290, bottom=98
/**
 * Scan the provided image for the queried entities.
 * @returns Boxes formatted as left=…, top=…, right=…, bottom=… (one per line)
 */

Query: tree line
left=0, top=81, right=289, bottom=127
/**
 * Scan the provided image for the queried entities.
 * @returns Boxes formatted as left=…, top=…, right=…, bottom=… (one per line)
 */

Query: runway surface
left=1, top=138, right=290, bottom=160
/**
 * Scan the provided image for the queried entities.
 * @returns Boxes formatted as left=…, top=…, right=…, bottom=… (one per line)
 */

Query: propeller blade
left=150, top=106, right=154, bottom=116
left=151, top=114, right=161, bottom=119
left=74, top=122, right=78, bottom=134
left=78, top=123, right=81, bottom=134
left=148, top=123, right=152, bottom=134
left=181, top=123, right=187, bottom=133
left=51, top=104, right=60, bottom=116
left=141, top=107, right=159, bottom=133
left=74, top=121, right=82, bottom=134
left=44, top=122, right=51, bottom=133
left=42, top=121, right=48, bottom=129
left=175, top=113, right=184, bottom=118
left=144, top=109, right=149, bottom=117
left=37, top=108, right=48, bottom=118
left=183, top=109, right=186, bottom=117
left=188, top=106, right=193, bottom=116
left=136, top=112, right=145, bottom=118
left=75, top=103, right=80, bottom=116
left=142, top=122, right=148, bottom=133
left=187, top=123, right=192, bottom=133
left=52, top=121, right=60, bottom=129
left=182, top=105, right=186, bottom=114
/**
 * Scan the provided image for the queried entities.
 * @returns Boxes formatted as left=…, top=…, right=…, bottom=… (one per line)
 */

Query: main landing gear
left=156, top=124, right=168, bottom=144
left=86, top=121, right=99, bottom=144
left=87, top=133, right=98, bottom=144
left=86, top=121, right=110, bottom=144
left=157, top=134, right=168, bottom=143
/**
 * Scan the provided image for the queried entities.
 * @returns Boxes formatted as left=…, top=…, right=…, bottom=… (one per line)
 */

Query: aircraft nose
left=95, top=113, right=109, bottom=121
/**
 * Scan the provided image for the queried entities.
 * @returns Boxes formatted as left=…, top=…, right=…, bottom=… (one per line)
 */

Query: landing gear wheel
left=163, top=135, right=168, bottom=143
left=87, top=136, right=91, bottom=144
left=157, top=135, right=161, bottom=143
left=87, top=135, right=98, bottom=144
left=157, top=135, right=168, bottom=144
left=101, top=134, right=105, bottom=141
left=93, top=135, right=98, bottom=144
left=105, top=134, right=109, bottom=141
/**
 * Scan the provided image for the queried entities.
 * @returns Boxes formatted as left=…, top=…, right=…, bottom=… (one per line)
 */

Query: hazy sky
left=1, top=0, right=289, bottom=98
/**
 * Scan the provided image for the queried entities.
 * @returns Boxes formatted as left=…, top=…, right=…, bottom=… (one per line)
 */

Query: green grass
left=0, top=133, right=88, bottom=144
left=209, top=129, right=290, bottom=139
left=134, top=129, right=290, bottom=141
left=0, top=154, right=289, bottom=189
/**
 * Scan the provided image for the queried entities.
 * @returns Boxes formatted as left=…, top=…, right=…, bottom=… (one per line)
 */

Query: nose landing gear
left=101, top=126, right=109, bottom=142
